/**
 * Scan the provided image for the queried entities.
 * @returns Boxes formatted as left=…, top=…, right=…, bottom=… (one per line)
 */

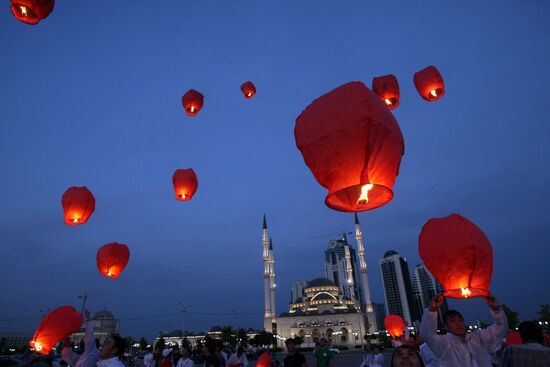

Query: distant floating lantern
left=10, top=0, right=54, bottom=25
left=419, top=213, right=493, bottom=299
left=172, top=169, right=198, bottom=201
left=240, top=81, right=256, bottom=99
left=96, top=242, right=130, bottom=279
left=61, top=186, right=95, bottom=226
left=372, top=74, right=400, bottom=109
left=294, top=81, right=405, bottom=212
left=182, top=89, right=204, bottom=116
left=384, top=315, right=405, bottom=339
left=413, top=65, right=445, bottom=101
left=30, top=306, right=82, bottom=355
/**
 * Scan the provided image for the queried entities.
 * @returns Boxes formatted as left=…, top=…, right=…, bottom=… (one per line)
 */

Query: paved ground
left=249, top=349, right=394, bottom=367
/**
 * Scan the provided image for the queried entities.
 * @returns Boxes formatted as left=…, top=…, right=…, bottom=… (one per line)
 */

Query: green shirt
left=313, top=347, right=333, bottom=367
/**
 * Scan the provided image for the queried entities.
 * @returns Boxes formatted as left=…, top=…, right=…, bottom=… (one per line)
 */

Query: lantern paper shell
left=419, top=213, right=493, bottom=299
left=256, top=351, right=271, bottom=367
left=384, top=315, right=405, bottom=339
left=172, top=169, right=198, bottom=201
left=182, top=89, right=204, bottom=116
left=506, top=331, right=522, bottom=346
left=413, top=65, right=445, bottom=101
left=96, top=242, right=130, bottom=279
left=61, top=186, right=95, bottom=226
left=29, top=306, right=82, bottom=355
left=10, top=0, right=54, bottom=25
left=240, top=81, right=256, bottom=99
left=372, top=74, right=400, bottom=109
left=294, top=81, right=405, bottom=212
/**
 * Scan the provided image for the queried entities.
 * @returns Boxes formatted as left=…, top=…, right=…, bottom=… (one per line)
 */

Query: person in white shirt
left=420, top=293, right=508, bottom=367
left=143, top=349, right=156, bottom=367
left=176, top=346, right=194, bottom=367
left=368, top=345, right=384, bottom=367
left=359, top=345, right=372, bottom=367
left=62, top=310, right=99, bottom=367
left=419, top=342, right=439, bottom=367
left=96, top=335, right=126, bottom=367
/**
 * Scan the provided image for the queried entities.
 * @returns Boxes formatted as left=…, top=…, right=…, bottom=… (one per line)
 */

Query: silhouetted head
left=518, top=321, right=544, bottom=344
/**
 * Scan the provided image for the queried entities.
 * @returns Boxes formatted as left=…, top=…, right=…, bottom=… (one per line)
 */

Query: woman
left=390, top=345, right=424, bottom=367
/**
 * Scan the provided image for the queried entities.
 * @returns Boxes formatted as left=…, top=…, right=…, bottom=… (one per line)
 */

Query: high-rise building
left=324, top=236, right=363, bottom=305
left=291, top=281, right=308, bottom=303
left=373, top=303, right=386, bottom=332
left=412, top=264, right=448, bottom=326
left=378, top=250, right=420, bottom=326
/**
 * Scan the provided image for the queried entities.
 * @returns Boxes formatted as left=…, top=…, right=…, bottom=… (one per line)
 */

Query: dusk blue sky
left=1, top=1, right=549, bottom=341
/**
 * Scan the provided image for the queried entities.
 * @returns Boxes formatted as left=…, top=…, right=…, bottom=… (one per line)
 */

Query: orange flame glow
left=33, top=342, right=43, bottom=351
left=384, top=98, right=393, bottom=106
left=461, top=287, right=471, bottom=298
left=20, top=6, right=28, bottom=16
left=357, top=184, right=374, bottom=205
left=430, top=89, right=439, bottom=98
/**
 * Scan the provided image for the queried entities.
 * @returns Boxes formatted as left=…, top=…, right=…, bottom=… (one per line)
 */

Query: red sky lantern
left=96, top=242, right=130, bottom=279
left=240, top=81, right=256, bottom=99
left=384, top=315, right=405, bottom=339
left=294, top=81, right=405, bottom=212
left=182, top=89, right=204, bottom=116
left=372, top=74, right=400, bottom=109
left=10, top=0, right=54, bottom=25
left=506, top=331, right=522, bottom=346
left=30, top=306, right=82, bottom=355
left=256, top=351, right=271, bottom=367
left=61, top=186, right=95, bottom=226
left=414, top=65, right=445, bottom=101
left=172, top=169, right=198, bottom=201
left=419, top=213, right=493, bottom=299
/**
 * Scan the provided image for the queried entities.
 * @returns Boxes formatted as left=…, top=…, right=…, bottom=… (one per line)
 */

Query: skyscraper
left=291, top=280, right=308, bottom=303
left=378, top=250, right=420, bottom=326
left=412, top=264, right=448, bottom=326
left=324, top=235, right=363, bottom=305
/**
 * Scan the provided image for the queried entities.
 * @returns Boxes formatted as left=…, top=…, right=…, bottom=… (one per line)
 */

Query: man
left=176, top=346, right=194, bottom=367
left=420, top=293, right=508, bottom=367
left=499, top=321, right=550, bottom=366
left=143, top=347, right=156, bottom=367
left=62, top=310, right=99, bottom=367
left=283, top=338, right=306, bottom=367
left=312, top=338, right=333, bottom=367
left=97, top=335, right=126, bottom=367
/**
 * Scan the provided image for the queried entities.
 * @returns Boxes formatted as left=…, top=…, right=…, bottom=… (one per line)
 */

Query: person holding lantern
left=97, top=335, right=126, bottom=367
left=61, top=310, right=99, bottom=367
left=420, top=293, right=508, bottom=367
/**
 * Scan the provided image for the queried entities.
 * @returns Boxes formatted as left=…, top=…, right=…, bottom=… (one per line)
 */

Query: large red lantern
left=294, top=81, right=405, bottom=212
left=240, top=81, right=256, bottom=99
left=419, top=213, right=493, bottom=299
left=372, top=74, right=400, bottom=110
left=30, top=306, right=82, bottom=355
left=413, top=65, right=445, bottom=102
left=10, top=0, right=54, bottom=25
left=172, top=169, right=198, bottom=201
left=384, top=315, right=405, bottom=339
left=61, top=187, right=95, bottom=226
left=256, top=351, right=271, bottom=367
left=96, top=242, right=130, bottom=279
left=181, top=89, right=204, bottom=116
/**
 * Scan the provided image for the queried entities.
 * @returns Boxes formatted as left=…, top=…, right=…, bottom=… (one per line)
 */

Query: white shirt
left=420, top=307, right=508, bottom=367
left=97, top=356, right=126, bottom=367
left=420, top=343, right=439, bottom=367
left=62, top=322, right=99, bottom=367
left=369, top=353, right=383, bottom=367
left=176, top=357, right=194, bottom=367
left=143, top=353, right=156, bottom=367
left=227, top=353, right=247, bottom=367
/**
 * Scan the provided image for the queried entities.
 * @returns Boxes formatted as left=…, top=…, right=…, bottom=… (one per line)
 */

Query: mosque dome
left=383, top=250, right=399, bottom=258
left=93, top=310, right=114, bottom=320
left=307, top=278, right=336, bottom=287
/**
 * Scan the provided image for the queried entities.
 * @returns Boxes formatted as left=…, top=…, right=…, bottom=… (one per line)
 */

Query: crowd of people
left=7, top=295, right=550, bottom=367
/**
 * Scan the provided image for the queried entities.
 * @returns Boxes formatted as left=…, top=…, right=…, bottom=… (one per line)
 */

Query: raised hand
left=485, top=294, right=501, bottom=311
left=430, top=293, right=444, bottom=312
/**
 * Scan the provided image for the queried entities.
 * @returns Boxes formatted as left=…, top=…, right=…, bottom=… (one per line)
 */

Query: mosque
left=262, top=214, right=380, bottom=347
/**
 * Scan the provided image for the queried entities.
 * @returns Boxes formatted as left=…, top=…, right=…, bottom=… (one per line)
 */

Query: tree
left=252, top=331, right=275, bottom=347
left=237, top=328, right=249, bottom=348
left=538, top=304, right=550, bottom=322
left=293, top=336, right=304, bottom=346
left=502, top=304, right=520, bottom=329
left=156, top=337, right=165, bottom=351
left=139, top=337, right=148, bottom=350
left=221, top=325, right=236, bottom=347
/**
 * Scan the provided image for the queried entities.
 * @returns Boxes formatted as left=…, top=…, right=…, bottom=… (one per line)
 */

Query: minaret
left=343, top=243, right=357, bottom=306
left=262, top=215, right=273, bottom=332
left=355, top=213, right=378, bottom=333
left=268, top=238, right=277, bottom=328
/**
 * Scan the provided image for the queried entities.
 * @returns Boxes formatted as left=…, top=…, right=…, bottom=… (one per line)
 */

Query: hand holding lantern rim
left=485, top=294, right=501, bottom=311
left=429, top=293, right=445, bottom=312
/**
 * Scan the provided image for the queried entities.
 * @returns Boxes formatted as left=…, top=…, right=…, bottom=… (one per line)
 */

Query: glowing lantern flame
left=20, top=5, right=27, bottom=15
left=461, top=287, right=472, bottom=298
left=430, top=89, right=439, bottom=98
left=357, top=184, right=374, bottom=205
left=179, top=193, right=187, bottom=200
left=72, top=218, right=79, bottom=224
left=34, top=342, right=43, bottom=351
left=384, top=98, right=392, bottom=106
left=189, top=106, right=195, bottom=113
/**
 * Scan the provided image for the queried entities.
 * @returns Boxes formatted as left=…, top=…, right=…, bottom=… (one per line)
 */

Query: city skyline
left=1, top=1, right=549, bottom=341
